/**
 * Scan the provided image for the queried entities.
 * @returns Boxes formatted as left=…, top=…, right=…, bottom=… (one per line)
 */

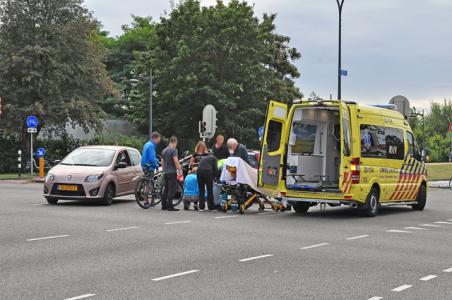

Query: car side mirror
left=116, top=162, right=128, bottom=169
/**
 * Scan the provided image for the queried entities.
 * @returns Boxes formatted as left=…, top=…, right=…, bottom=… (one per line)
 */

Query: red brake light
left=351, top=157, right=360, bottom=184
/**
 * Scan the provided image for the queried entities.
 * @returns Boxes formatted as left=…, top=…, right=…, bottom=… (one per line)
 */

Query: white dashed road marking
left=258, top=212, right=276, bottom=215
left=404, top=227, right=426, bottom=230
left=386, top=230, right=410, bottom=233
left=419, top=224, right=441, bottom=228
left=346, top=235, right=369, bottom=240
left=301, top=243, right=329, bottom=250
left=64, top=294, right=95, bottom=300
left=392, top=284, right=412, bottom=292
left=215, top=215, right=238, bottom=219
left=26, top=235, right=69, bottom=242
left=367, top=297, right=383, bottom=300
left=106, top=227, right=138, bottom=232
left=434, top=221, right=452, bottom=225
left=239, top=254, right=274, bottom=262
left=164, top=221, right=192, bottom=225
left=152, top=270, right=200, bottom=281
left=420, top=275, right=437, bottom=281
left=442, top=267, right=452, bottom=273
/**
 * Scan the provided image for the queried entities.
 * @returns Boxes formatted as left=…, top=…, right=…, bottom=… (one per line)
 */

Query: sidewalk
left=429, top=180, right=450, bottom=189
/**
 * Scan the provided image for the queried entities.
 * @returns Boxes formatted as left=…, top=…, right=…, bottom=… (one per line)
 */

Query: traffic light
left=200, top=121, right=207, bottom=134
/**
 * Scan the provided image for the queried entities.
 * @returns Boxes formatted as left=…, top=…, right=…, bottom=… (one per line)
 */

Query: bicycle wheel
left=172, top=181, right=185, bottom=207
left=135, top=179, right=151, bottom=209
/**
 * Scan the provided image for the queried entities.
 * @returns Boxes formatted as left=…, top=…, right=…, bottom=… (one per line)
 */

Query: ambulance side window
left=385, top=127, right=405, bottom=160
left=267, top=120, right=282, bottom=152
left=407, top=131, right=420, bottom=160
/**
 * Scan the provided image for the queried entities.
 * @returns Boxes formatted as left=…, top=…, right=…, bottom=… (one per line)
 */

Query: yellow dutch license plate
left=58, top=185, right=78, bottom=191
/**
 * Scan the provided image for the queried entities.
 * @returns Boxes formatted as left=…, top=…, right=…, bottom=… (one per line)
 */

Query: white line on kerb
left=420, top=275, right=437, bottom=281
left=367, top=297, right=383, bottom=300
left=26, top=235, right=69, bottom=242
left=164, top=221, right=192, bottom=225
left=443, top=267, right=452, bottom=273
left=419, top=224, right=441, bottom=227
left=152, top=270, right=199, bottom=281
left=238, top=254, right=274, bottom=262
left=106, top=227, right=138, bottom=232
left=64, top=294, right=95, bottom=300
left=392, top=284, right=412, bottom=292
left=404, top=227, right=426, bottom=230
left=301, top=243, right=329, bottom=250
left=346, top=235, right=369, bottom=240
left=435, top=221, right=452, bottom=225
left=214, top=215, right=237, bottom=219
left=386, top=230, right=410, bottom=233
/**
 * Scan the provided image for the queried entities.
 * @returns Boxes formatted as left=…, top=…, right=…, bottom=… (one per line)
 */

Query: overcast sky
left=84, top=0, right=452, bottom=108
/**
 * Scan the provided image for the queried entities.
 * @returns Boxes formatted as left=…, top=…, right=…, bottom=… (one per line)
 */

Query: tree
left=0, top=0, right=115, bottom=142
left=128, top=0, right=302, bottom=148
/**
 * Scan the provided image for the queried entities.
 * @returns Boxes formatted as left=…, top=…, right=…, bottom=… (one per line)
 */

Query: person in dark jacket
left=227, top=138, right=251, bottom=165
left=197, top=154, right=218, bottom=211
left=212, top=135, right=229, bottom=160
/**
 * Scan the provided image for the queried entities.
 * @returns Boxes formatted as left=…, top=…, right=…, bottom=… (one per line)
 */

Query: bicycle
left=135, top=171, right=184, bottom=209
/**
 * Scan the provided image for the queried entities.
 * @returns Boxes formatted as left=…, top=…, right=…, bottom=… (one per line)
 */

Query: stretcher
left=219, top=157, right=285, bottom=214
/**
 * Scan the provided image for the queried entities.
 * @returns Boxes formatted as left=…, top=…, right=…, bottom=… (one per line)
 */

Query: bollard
left=18, top=150, right=22, bottom=178
left=39, top=157, right=45, bottom=178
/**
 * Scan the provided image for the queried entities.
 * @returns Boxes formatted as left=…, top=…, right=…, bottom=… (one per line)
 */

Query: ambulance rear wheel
left=363, top=187, right=379, bottom=217
left=412, top=184, right=427, bottom=211
left=292, top=203, right=310, bottom=214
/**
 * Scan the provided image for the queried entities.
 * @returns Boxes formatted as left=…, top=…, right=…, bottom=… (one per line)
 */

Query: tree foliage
left=0, top=0, right=115, bottom=137
left=127, top=0, right=302, bottom=148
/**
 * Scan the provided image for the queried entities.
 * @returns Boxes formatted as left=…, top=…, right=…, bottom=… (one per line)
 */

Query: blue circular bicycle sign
left=26, top=116, right=39, bottom=128
left=35, top=148, right=46, bottom=158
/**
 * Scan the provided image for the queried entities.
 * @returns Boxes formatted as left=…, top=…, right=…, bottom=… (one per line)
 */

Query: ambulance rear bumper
left=283, top=197, right=358, bottom=207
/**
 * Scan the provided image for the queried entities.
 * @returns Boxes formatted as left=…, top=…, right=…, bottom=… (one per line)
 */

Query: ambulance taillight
left=351, top=157, right=361, bottom=184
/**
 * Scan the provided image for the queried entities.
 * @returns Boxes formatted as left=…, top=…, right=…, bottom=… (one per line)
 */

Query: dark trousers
left=197, top=170, right=214, bottom=210
left=162, top=173, right=177, bottom=209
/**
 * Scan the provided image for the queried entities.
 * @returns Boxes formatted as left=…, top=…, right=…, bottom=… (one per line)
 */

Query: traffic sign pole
left=30, top=132, right=33, bottom=176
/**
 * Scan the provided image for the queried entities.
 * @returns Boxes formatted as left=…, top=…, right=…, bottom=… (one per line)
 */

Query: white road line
left=64, top=294, right=96, bottom=300
left=164, top=221, right=192, bottom=225
left=367, top=297, right=383, bottom=300
left=386, top=230, right=410, bottom=233
left=26, top=235, right=69, bottom=242
left=32, top=203, right=47, bottom=206
left=152, top=270, right=199, bottom=281
left=392, top=284, right=412, bottom=292
left=420, top=275, right=437, bottom=281
left=404, top=227, right=426, bottom=230
left=442, top=267, right=452, bottom=273
left=346, top=235, right=369, bottom=240
left=419, top=224, right=441, bottom=227
left=301, top=243, right=329, bottom=250
left=258, top=212, right=275, bottom=215
left=214, top=215, right=238, bottom=219
left=238, top=254, right=274, bottom=262
left=106, top=226, right=138, bottom=232
left=435, top=221, right=452, bottom=225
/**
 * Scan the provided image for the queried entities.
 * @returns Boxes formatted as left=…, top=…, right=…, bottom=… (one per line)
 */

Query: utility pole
left=336, top=0, right=345, bottom=100
left=149, top=66, right=153, bottom=136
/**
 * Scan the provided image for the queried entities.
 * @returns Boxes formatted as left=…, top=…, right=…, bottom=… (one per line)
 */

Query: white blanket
left=220, top=157, right=261, bottom=193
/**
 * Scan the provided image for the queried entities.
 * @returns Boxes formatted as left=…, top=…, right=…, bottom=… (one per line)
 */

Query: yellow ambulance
left=258, top=100, right=428, bottom=217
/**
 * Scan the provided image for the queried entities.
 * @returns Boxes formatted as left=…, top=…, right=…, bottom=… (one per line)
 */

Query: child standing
left=183, top=168, right=200, bottom=210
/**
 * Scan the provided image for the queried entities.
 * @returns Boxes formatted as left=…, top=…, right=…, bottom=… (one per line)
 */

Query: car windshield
left=60, top=148, right=116, bottom=167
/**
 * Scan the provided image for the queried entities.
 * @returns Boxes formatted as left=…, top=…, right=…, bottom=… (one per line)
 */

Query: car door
left=114, top=150, right=135, bottom=195
left=258, top=100, right=288, bottom=195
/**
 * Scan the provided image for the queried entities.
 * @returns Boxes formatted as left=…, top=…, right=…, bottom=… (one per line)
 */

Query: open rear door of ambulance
left=339, top=101, right=353, bottom=196
left=258, top=101, right=288, bottom=195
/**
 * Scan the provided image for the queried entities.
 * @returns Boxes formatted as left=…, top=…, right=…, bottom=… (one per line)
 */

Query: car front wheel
left=102, top=184, right=115, bottom=206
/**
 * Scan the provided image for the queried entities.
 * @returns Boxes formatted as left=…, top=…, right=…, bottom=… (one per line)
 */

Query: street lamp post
left=130, top=66, right=153, bottom=136
left=336, top=0, right=345, bottom=100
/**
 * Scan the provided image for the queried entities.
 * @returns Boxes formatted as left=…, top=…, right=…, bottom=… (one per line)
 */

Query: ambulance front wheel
left=363, top=187, right=379, bottom=217
left=412, top=184, right=427, bottom=211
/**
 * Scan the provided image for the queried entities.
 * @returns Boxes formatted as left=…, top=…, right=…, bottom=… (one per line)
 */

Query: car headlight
left=85, top=174, right=103, bottom=182
left=46, top=174, right=55, bottom=181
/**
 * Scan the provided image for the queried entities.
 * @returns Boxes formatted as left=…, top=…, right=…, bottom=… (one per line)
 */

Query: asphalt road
left=1, top=183, right=451, bottom=300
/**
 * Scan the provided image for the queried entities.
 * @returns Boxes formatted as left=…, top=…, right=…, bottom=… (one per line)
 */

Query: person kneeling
left=183, top=168, right=200, bottom=211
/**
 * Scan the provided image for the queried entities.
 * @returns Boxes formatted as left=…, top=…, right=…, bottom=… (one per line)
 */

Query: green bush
left=427, top=134, right=451, bottom=162
left=0, top=134, right=22, bottom=173
left=88, top=134, right=147, bottom=152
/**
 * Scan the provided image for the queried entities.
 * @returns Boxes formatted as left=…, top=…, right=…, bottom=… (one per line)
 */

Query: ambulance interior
left=286, top=107, right=341, bottom=191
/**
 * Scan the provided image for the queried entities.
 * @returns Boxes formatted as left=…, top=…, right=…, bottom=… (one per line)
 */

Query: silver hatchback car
left=43, top=146, right=143, bottom=205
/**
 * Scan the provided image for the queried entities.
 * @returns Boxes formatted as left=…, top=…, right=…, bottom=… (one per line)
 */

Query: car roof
left=78, top=145, right=139, bottom=152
